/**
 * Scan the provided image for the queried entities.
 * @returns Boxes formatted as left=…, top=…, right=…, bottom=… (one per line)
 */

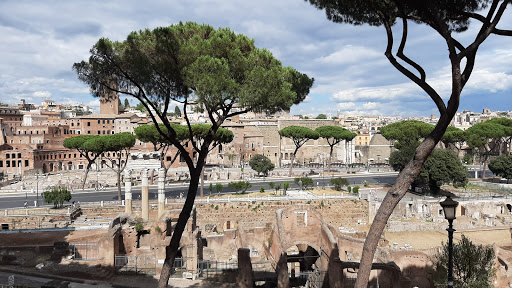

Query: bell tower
left=99, top=86, right=119, bottom=115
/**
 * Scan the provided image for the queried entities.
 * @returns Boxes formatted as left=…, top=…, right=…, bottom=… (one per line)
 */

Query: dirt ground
left=385, top=228, right=511, bottom=250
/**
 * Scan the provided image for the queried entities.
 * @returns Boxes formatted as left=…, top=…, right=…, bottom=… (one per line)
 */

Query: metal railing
left=71, top=242, right=100, bottom=261
left=115, top=254, right=156, bottom=275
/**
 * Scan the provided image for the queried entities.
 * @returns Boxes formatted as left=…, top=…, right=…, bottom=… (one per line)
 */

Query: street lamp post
left=440, top=196, right=459, bottom=288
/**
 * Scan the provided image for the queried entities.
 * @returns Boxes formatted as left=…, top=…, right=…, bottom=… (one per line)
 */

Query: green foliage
left=434, top=235, right=496, bottom=288
left=135, top=102, right=147, bottom=112
left=381, top=120, right=434, bottom=149
left=228, top=181, right=252, bottom=194
left=268, top=182, right=275, bottom=190
left=347, top=185, right=352, bottom=193
left=418, top=149, right=468, bottom=194
left=215, top=183, right=223, bottom=194
left=489, top=155, right=512, bottom=183
left=135, top=223, right=144, bottom=232
left=442, top=126, right=466, bottom=148
left=316, top=114, right=327, bottom=119
left=465, top=118, right=512, bottom=157
left=330, top=177, right=349, bottom=191
left=155, top=226, right=163, bottom=234
left=209, top=183, right=213, bottom=194
left=283, top=182, right=290, bottom=194
left=316, top=126, right=356, bottom=143
left=307, top=0, right=487, bottom=32
left=279, top=126, right=319, bottom=148
left=294, top=177, right=313, bottom=190
left=389, top=143, right=419, bottom=172
left=463, top=154, right=473, bottom=164
left=249, top=154, right=275, bottom=176
left=260, top=186, right=265, bottom=193
left=320, top=201, right=325, bottom=207
left=174, top=106, right=181, bottom=117
left=274, top=183, right=281, bottom=195
left=43, top=186, right=72, bottom=208
left=215, top=205, right=219, bottom=210
left=134, top=124, right=188, bottom=147
left=363, top=180, right=370, bottom=187
left=352, top=185, right=360, bottom=195
left=123, top=98, right=130, bottom=109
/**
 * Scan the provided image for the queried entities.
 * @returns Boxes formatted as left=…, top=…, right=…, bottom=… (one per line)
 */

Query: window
left=17, top=153, right=21, bottom=158
left=6, top=161, right=10, bottom=167
left=71, top=122, right=74, bottom=127
left=87, top=122, right=91, bottom=126
left=98, top=131, right=101, bottom=135
left=98, top=120, right=100, bottom=124
left=102, top=120, right=105, bottom=124
left=6, top=154, right=9, bottom=159
left=25, top=160, right=29, bottom=167
left=295, top=211, right=307, bottom=227
left=0, top=161, right=3, bottom=167
left=11, top=153, right=15, bottom=159
left=11, top=160, right=15, bottom=167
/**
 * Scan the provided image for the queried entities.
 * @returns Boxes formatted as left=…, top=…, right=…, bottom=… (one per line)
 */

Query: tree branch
left=378, top=11, right=446, bottom=114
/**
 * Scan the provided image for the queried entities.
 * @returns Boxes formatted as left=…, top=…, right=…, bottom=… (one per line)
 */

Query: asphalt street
left=0, top=172, right=398, bottom=209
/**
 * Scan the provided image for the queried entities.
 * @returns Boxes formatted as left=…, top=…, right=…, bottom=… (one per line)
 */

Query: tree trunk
left=288, top=153, right=294, bottom=177
left=354, top=114, right=453, bottom=287
left=158, top=166, right=201, bottom=288
left=328, top=146, right=334, bottom=173
left=117, top=170, right=122, bottom=201
left=81, top=164, right=91, bottom=190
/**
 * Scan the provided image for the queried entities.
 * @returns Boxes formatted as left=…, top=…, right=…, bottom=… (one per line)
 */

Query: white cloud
left=362, top=102, right=377, bottom=110
left=33, top=91, right=51, bottom=98
left=316, top=45, right=381, bottom=65
left=337, top=102, right=355, bottom=110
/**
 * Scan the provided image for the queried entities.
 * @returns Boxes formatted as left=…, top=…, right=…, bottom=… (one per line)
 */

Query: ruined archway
left=268, top=206, right=339, bottom=287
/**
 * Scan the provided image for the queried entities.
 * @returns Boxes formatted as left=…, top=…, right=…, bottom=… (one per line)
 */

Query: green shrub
left=260, top=186, right=265, bottom=193
left=228, top=181, right=252, bottom=194
left=330, top=177, right=349, bottom=191
left=353, top=185, right=360, bottom=194
left=43, top=186, right=72, bottom=208
left=347, top=185, right=352, bottom=193
left=135, top=223, right=144, bottom=232
left=294, top=177, right=314, bottom=190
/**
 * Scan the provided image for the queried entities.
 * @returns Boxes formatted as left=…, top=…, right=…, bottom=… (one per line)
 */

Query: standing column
left=124, top=169, right=133, bottom=214
left=142, top=169, right=149, bottom=221
left=158, top=168, right=165, bottom=218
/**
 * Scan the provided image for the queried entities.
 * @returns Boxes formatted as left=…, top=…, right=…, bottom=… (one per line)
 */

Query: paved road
left=0, top=172, right=398, bottom=209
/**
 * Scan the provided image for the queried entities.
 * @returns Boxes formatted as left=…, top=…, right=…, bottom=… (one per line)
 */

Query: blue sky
left=0, top=1, right=511, bottom=117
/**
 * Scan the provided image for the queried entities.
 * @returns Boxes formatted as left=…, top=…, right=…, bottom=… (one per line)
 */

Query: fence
left=167, top=192, right=359, bottom=205
left=115, top=254, right=156, bottom=275
left=70, top=242, right=100, bottom=261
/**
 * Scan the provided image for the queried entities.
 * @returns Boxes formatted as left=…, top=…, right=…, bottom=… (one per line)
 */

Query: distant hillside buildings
left=0, top=94, right=509, bottom=181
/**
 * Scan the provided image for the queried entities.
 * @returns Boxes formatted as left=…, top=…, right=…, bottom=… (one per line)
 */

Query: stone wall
left=194, top=198, right=369, bottom=236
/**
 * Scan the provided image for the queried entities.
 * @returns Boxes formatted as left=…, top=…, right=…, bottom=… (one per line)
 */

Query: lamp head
left=440, top=196, right=459, bottom=221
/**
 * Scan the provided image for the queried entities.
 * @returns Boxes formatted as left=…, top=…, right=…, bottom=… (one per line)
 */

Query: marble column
left=158, top=168, right=165, bottom=218
left=142, top=169, right=149, bottom=221
left=124, top=169, right=132, bottom=214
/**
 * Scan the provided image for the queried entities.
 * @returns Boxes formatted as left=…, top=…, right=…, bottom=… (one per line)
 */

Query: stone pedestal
left=237, top=248, right=254, bottom=288
left=158, top=168, right=165, bottom=218
left=124, top=169, right=132, bottom=214
left=276, top=252, right=289, bottom=288
left=142, top=169, right=149, bottom=221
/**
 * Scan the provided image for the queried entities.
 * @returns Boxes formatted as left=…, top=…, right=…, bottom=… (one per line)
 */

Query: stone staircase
left=72, top=214, right=113, bottom=228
